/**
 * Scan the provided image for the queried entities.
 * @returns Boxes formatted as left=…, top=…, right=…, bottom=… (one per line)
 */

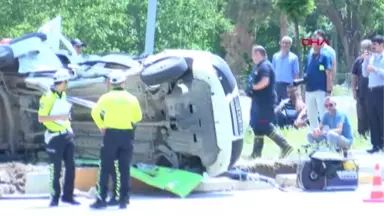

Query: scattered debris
left=0, top=162, right=49, bottom=196
left=234, top=159, right=297, bottom=178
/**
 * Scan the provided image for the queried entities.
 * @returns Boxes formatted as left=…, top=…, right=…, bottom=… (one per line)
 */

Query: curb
left=195, top=177, right=272, bottom=192
left=275, top=172, right=373, bottom=188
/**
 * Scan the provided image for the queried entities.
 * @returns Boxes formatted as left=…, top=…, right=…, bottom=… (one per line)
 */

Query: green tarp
left=76, top=159, right=203, bottom=198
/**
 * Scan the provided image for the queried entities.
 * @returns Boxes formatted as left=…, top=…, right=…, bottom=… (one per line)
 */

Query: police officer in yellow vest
left=90, top=70, right=142, bottom=209
left=38, top=69, right=80, bottom=207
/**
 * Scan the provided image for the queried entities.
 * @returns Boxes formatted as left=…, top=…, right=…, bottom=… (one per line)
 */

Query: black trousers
left=251, top=103, right=275, bottom=136
left=110, top=160, right=119, bottom=198
left=356, top=97, right=370, bottom=136
left=367, top=86, right=384, bottom=149
left=46, top=133, right=76, bottom=200
left=97, top=129, right=133, bottom=202
left=276, top=82, right=290, bottom=103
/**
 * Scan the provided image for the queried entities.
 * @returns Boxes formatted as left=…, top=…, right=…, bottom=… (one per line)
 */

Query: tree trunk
left=280, top=12, right=288, bottom=39
left=294, top=21, right=302, bottom=76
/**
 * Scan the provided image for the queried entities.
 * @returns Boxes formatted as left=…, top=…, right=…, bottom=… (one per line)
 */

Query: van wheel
left=140, top=57, right=188, bottom=86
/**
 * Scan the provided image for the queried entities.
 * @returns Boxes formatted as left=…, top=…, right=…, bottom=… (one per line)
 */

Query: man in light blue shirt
left=272, top=36, right=299, bottom=102
left=306, top=97, right=353, bottom=157
left=310, top=30, right=337, bottom=82
left=361, top=35, right=384, bottom=154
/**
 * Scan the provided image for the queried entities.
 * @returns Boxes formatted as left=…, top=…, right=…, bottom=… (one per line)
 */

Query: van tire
left=140, top=57, right=188, bottom=86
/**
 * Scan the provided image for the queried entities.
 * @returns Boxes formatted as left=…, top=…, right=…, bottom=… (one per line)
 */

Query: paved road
left=1, top=186, right=383, bottom=215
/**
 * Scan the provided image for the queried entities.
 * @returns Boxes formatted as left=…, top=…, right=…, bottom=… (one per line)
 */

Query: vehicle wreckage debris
left=0, top=162, right=48, bottom=197
left=234, top=159, right=298, bottom=178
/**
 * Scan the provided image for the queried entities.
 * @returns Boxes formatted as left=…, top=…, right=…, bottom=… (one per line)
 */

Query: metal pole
left=144, top=0, right=158, bottom=56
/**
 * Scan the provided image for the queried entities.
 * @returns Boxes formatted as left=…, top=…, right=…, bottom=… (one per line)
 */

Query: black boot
left=367, top=147, right=380, bottom=154
left=250, top=136, right=264, bottom=159
left=61, top=196, right=81, bottom=205
left=49, top=198, right=59, bottom=207
left=267, top=129, right=293, bottom=158
left=90, top=198, right=107, bottom=209
left=107, top=196, right=119, bottom=206
left=119, top=197, right=130, bottom=209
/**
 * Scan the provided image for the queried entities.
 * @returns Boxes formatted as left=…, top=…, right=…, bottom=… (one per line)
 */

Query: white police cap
left=108, top=71, right=126, bottom=84
left=53, top=68, right=71, bottom=83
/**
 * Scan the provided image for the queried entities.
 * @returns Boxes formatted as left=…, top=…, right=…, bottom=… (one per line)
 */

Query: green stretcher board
left=76, top=159, right=203, bottom=198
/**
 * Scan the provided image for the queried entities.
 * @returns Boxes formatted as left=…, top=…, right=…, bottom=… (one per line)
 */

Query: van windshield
left=211, top=54, right=237, bottom=95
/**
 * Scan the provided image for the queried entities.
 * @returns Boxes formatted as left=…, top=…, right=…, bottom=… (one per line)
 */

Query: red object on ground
left=363, top=163, right=384, bottom=203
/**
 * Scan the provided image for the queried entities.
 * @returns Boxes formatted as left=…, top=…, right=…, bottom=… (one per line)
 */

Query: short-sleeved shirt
left=91, top=88, right=143, bottom=130
left=351, top=56, right=368, bottom=98
left=272, top=51, right=299, bottom=83
left=304, top=52, right=332, bottom=92
left=38, top=89, right=71, bottom=132
left=248, top=59, right=277, bottom=106
left=321, top=110, right=353, bottom=141
left=310, top=45, right=336, bottom=62
left=362, top=54, right=384, bottom=88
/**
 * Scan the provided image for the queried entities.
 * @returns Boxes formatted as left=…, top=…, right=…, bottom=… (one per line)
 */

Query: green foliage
left=274, top=0, right=315, bottom=22
left=360, top=0, right=384, bottom=35
left=0, top=0, right=232, bottom=55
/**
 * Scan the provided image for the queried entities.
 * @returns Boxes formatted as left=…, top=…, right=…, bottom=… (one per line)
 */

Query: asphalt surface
left=1, top=185, right=383, bottom=215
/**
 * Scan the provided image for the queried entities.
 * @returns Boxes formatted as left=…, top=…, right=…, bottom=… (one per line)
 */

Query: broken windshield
left=211, top=54, right=237, bottom=95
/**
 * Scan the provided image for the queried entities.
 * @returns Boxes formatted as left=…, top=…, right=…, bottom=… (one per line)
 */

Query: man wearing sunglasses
left=306, top=97, right=353, bottom=156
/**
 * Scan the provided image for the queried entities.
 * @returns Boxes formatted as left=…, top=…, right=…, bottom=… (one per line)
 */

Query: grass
left=240, top=85, right=371, bottom=158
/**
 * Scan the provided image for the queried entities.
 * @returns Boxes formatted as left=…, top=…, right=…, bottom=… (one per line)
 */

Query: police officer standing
left=38, top=69, right=80, bottom=207
left=90, top=70, right=142, bottom=209
left=246, top=45, right=294, bottom=158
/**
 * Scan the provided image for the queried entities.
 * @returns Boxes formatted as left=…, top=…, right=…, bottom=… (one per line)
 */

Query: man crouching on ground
left=306, top=96, right=353, bottom=157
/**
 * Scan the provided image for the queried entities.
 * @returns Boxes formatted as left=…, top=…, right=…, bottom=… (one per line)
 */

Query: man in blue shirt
left=272, top=36, right=300, bottom=102
left=310, top=30, right=337, bottom=81
left=307, top=97, right=353, bottom=156
left=304, top=33, right=333, bottom=129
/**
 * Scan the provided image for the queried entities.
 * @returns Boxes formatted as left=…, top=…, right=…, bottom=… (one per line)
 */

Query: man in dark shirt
left=351, top=39, right=371, bottom=137
left=304, top=33, right=333, bottom=130
left=246, top=45, right=293, bottom=158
